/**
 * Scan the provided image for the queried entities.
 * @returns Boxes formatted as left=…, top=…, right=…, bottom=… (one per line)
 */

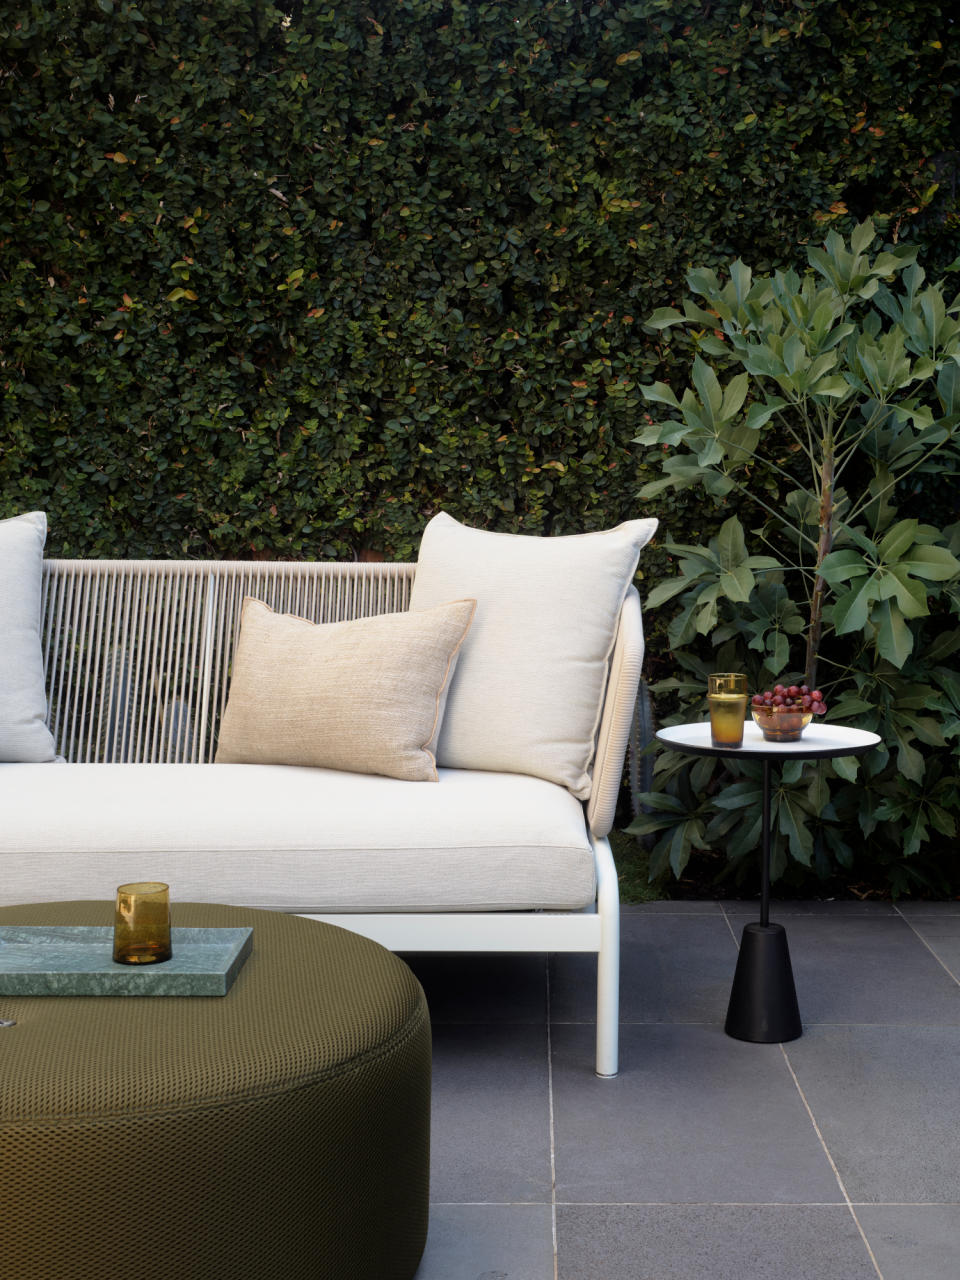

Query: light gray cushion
left=0, top=512, right=56, bottom=762
left=0, top=763, right=596, bottom=912
left=408, top=512, right=658, bottom=798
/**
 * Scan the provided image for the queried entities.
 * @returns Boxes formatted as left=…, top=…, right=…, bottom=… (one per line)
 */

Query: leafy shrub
left=631, top=222, right=960, bottom=896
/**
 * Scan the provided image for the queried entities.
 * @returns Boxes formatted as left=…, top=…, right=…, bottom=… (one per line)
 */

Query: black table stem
left=761, top=758, right=772, bottom=929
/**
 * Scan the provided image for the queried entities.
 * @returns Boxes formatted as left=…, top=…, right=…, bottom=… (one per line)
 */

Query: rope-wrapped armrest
left=586, top=586, right=646, bottom=838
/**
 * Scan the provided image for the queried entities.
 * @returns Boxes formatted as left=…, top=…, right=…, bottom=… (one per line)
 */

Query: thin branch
left=753, top=526, right=807, bottom=572
left=706, top=422, right=810, bottom=491
left=832, top=403, right=898, bottom=481
left=845, top=431, right=960, bottom=525
left=731, top=483, right=819, bottom=550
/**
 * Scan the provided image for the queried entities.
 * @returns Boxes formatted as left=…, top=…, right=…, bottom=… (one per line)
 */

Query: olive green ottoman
left=0, top=902, right=431, bottom=1280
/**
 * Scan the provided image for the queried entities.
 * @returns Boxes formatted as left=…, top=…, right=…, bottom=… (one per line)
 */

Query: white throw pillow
left=0, top=511, right=57, bottom=762
left=407, top=512, right=658, bottom=798
left=215, top=596, right=476, bottom=781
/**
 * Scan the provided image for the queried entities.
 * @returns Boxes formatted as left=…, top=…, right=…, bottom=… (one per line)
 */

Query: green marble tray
left=0, top=926, right=253, bottom=996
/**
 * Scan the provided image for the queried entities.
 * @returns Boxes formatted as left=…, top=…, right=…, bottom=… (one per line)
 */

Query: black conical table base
left=724, top=922, right=802, bottom=1043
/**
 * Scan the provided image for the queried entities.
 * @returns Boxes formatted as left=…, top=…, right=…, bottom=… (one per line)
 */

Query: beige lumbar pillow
left=215, top=596, right=476, bottom=781
left=407, top=512, right=658, bottom=799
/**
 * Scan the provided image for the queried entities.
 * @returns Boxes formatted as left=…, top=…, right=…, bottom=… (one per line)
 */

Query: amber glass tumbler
left=113, top=882, right=172, bottom=964
left=707, top=673, right=748, bottom=748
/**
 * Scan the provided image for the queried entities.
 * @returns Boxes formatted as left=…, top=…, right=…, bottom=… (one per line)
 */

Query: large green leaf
left=730, top=259, right=753, bottom=305
left=745, top=397, right=786, bottom=430
left=875, top=599, right=914, bottom=667
left=720, top=372, right=750, bottom=420
left=686, top=267, right=721, bottom=299
left=886, top=565, right=930, bottom=619
left=849, top=219, right=877, bottom=257
left=832, top=756, right=860, bottom=783
left=645, top=574, right=696, bottom=609
left=777, top=791, right=814, bottom=864
left=767, top=630, right=790, bottom=675
left=899, top=544, right=960, bottom=582
left=691, top=357, right=723, bottom=421
left=716, top=516, right=748, bottom=568
left=640, top=381, right=681, bottom=408
left=830, top=580, right=875, bottom=634
left=937, top=360, right=960, bottom=415
left=711, top=780, right=763, bottom=810
left=810, top=374, right=851, bottom=398
left=719, top=564, right=754, bottom=602
left=877, top=519, right=920, bottom=562
left=819, top=548, right=871, bottom=583
left=646, top=307, right=685, bottom=330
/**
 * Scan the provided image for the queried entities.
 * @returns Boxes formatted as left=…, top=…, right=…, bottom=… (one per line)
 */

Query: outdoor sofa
left=0, top=509, right=657, bottom=1076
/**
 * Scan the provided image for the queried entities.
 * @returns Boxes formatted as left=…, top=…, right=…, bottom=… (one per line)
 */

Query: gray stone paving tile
left=894, top=911, right=960, bottom=983
left=621, top=900, right=724, bottom=915
left=549, top=912, right=736, bottom=1026
left=415, top=1204, right=554, bottom=1280
left=785, top=1025, right=960, bottom=1203
left=402, top=952, right=548, bottom=1024
left=895, top=901, right=960, bottom=917
left=856, top=1205, right=960, bottom=1280
left=556, top=1204, right=877, bottom=1280
left=551, top=1024, right=842, bottom=1205
left=722, top=898, right=898, bottom=917
left=775, top=915, right=960, bottom=1025
left=430, top=1022, right=552, bottom=1204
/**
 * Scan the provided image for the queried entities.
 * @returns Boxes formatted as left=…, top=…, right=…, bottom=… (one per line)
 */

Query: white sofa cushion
left=215, top=597, right=476, bottom=781
left=408, top=512, right=658, bottom=798
left=0, top=512, right=56, bottom=763
left=0, top=763, right=596, bottom=913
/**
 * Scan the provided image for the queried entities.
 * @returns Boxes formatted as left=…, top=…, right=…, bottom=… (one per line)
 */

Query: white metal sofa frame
left=40, top=558, right=645, bottom=1077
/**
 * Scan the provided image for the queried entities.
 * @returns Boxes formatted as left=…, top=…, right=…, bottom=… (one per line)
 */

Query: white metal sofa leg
left=592, top=833, right=621, bottom=1078
left=306, top=834, right=622, bottom=1076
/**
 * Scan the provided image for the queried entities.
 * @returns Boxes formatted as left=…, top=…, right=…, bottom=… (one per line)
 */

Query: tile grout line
left=428, top=1199, right=960, bottom=1207
left=779, top=1043, right=885, bottom=1280
left=893, top=905, right=960, bottom=986
left=724, top=899, right=882, bottom=1276
left=545, top=957, right=559, bottom=1280
left=719, top=902, right=744, bottom=951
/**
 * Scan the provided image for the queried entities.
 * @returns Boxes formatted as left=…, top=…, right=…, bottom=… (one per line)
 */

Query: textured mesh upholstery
left=0, top=902, right=431, bottom=1280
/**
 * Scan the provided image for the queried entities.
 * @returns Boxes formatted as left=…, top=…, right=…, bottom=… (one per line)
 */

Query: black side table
left=655, top=720, right=881, bottom=1043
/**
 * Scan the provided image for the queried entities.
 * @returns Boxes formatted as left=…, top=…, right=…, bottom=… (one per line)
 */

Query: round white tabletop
left=656, top=720, right=881, bottom=760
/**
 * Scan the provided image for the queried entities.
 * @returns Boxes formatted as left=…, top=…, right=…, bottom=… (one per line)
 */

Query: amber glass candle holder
left=113, top=882, right=172, bottom=965
left=707, top=673, right=748, bottom=748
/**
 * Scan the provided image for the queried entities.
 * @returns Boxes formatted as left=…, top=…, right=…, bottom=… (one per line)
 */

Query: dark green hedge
left=2, top=0, right=957, bottom=562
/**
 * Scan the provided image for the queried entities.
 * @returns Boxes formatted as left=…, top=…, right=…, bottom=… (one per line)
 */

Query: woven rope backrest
left=41, top=561, right=416, bottom=763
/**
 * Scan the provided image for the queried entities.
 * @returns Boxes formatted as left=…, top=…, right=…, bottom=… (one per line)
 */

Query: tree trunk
left=804, top=436, right=836, bottom=689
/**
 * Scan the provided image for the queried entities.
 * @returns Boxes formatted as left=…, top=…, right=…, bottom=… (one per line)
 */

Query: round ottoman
left=0, top=902, right=431, bottom=1280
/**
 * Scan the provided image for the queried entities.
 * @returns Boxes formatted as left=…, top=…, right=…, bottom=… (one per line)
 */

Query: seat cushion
left=0, top=511, right=57, bottom=763
left=0, top=763, right=596, bottom=912
left=408, top=512, right=658, bottom=799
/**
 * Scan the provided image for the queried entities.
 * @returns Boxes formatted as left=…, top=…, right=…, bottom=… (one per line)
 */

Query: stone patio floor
left=402, top=898, right=960, bottom=1280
